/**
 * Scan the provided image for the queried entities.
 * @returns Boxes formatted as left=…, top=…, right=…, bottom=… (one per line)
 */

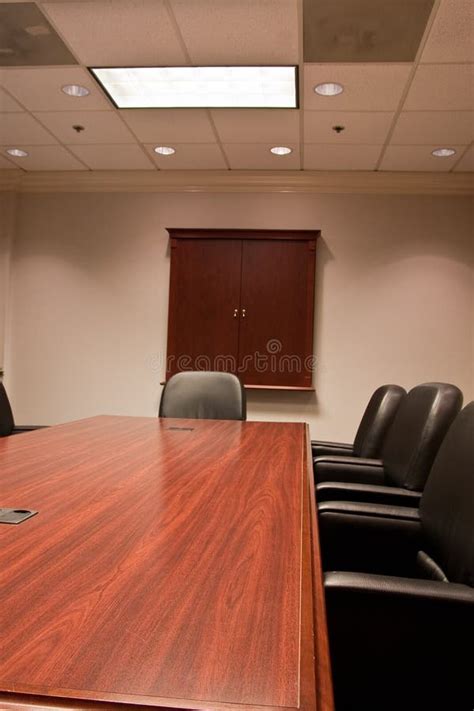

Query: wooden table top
left=0, top=416, right=333, bottom=711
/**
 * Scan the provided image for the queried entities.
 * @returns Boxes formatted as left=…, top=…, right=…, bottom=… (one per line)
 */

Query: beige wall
left=2, top=190, right=473, bottom=440
left=0, top=192, right=16, bottom=372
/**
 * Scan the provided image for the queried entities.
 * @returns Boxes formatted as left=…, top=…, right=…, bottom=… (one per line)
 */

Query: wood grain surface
left=165, top=229, right=319, bottom=389
left=238, top=238, right=316, bottom=387
left=305, top=426, right=335, bottom=711
left=0, top=416, right=332, bottom=710
left=166, top=238, right=242, bottom=380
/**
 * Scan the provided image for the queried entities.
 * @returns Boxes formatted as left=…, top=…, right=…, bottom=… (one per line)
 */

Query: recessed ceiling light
left=90, top=66, right=298, bottom=109
left=314, top=82, right=344, bottom=96
left=61, top=84, right=90, bottom=97
left=431, top=148, right=456, bottom=158
left=270, top=146, right=292, bottom=156
left=25, top=24, right=51, bottom=37
left=154, top=146, right=176, bottom=156
left=6, top=148, right=28, bottom=157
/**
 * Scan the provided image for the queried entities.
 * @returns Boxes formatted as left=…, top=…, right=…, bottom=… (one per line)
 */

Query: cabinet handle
left=242, top=308, right=246, bottom=318
left=233, top=308, right=239, bottom=318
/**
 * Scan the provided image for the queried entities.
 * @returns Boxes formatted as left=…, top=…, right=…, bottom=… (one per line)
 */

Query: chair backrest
left=353, top=384, right=406, bottom=458
left=0, top=382, right=15, bottom=437
left=159, top=371, right=246, bottom=421
left=381, top=382, right=463, bottom=491
left=420, top=402, right=474, bottom=587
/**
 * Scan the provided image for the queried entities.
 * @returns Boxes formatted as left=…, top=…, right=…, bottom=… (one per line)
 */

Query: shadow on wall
left=246, top=388, right=319, bottom=423
left=313, top=237, right=333, bottom=399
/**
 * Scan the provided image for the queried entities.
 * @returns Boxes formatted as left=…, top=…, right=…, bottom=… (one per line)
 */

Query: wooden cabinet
left=166, top=229, right=319, bottom=389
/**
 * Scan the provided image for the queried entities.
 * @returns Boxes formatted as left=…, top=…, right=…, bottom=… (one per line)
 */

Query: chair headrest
left=381, top=382, right=463, bottom=490
left=159, top=371, right=247, bottom=421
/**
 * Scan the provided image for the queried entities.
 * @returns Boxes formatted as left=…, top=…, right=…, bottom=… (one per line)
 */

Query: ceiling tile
left=68, top=144, right=155, bottom=170
left=170, top=0, right=298, bottom=64
left=0, top=88, right=23, bottom=112
left=0, top=154, right=19, bottom=170
left=453, top=145, right=474, bottom=172
left=391, top=111, right=474, bottom=145
left=42, top=0, right=187, bottom=65
left=210, top=109, right=300, bottom=143
left=403, top=64, right=474, bottom=111
left=145, top=143, right=227, bottom=170
left=304, top=111, right=393, bottom=144
left=0, top=145, right=87, bottom=171
left=304, top=144, right=381, bottom=170
left=120, top=109, right=216, bottom=143
left=0, top=67, right=110, bottom=111
left=304, top=64, right=412, bottom=111
left=380, top=145, right=465, bottom=171
left=0, top=1, right=77, bottom=66
left=421, top=0, right=474, bottom=63
left=303, top=0, right=434, bottom=63
left=223, top=143, right=300, bottom=169
left=0, top=112, right=57, bottom=144
left=33, top=111, right=135, bottom=144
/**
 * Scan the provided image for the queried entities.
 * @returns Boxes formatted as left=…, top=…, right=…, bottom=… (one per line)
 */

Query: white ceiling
left=0, top=0, right=472, bottom=173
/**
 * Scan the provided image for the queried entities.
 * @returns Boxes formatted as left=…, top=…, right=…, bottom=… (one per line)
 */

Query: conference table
left=0, top=416, right=334, bottom=711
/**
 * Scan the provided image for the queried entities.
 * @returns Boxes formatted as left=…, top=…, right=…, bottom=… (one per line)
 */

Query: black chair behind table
left=159, top=371, right=246, bottom=421
left=0, top=382, right=46, bottom=437
left=315, top=382, right=463, bottom=507
left=320, top=402, right=474, bottom=710
left=312, top=383, right=406, bottom=459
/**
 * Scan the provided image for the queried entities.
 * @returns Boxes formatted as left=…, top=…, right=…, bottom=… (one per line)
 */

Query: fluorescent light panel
left=90, top=66, right=297, bottom=109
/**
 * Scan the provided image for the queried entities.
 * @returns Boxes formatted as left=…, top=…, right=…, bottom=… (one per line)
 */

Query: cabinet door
left=238, top=239, right=316, bottom=387
left=166, top=238, right=242, bottom=378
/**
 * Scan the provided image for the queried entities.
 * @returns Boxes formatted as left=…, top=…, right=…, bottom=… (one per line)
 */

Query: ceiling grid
left=0, top=0, right=471, bottom=175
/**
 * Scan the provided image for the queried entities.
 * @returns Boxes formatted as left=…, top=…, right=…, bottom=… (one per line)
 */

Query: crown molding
left=0, top=171, right=22, bottom=192
left=0, top=169, right=473, bottom=195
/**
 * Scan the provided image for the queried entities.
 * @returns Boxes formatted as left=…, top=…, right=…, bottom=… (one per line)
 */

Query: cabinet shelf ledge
left=160, top=381, right=314, bottom=391
left=244, top=384, right=315, bottom=391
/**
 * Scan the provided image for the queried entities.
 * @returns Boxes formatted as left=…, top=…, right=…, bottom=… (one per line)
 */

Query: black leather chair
left=315, top=382, right=463, bottom=507
left=312, top=384, right=405, bottom=459
left=0, top=382, right=46, bottom=437
left=159, top=371, right=246, bottom=421
left=320, top=402, right=474, bottom=710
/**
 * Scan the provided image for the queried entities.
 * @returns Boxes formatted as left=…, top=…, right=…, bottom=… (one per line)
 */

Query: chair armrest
left=312, top=440, right=353, bottom=448
left=325, top=570, right=474, bottom=603
left=311, top=441, right=354, bottom=458
left=317, top=481, right=423, bottom=507
left=313, top=454, right=385, bottom=485
left=319, top=500, right=420, bottom=520
left=12, top=425, right=49, bottom=434
left=325, top=572, right=474, bottom=708
left=319, top=505, right=422, bottom=575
